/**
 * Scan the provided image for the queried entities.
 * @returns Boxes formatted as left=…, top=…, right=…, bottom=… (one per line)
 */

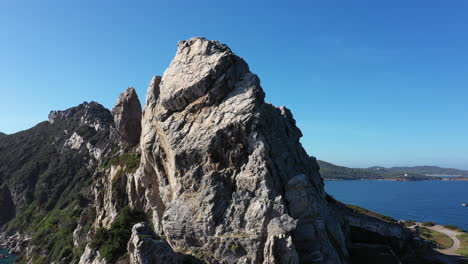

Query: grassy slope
left=456, top=233, right=468, bottom=257
left=419, top=227, right=453, bottom=249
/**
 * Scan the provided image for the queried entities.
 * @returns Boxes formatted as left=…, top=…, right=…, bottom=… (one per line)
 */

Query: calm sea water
left=325, top=180, right=468, bottom=231
left=0, top=249, right=15, bottom=264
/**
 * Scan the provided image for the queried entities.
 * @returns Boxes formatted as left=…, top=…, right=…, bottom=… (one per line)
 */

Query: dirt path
left=415, top=223, right=468, bottom=264
left=416, top=223, right=463, bottom=255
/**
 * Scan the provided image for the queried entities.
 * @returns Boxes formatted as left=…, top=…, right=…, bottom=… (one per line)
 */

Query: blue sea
left=325, top=180, right=468, bottom=231
left=0, top=249, right=15, bottom=264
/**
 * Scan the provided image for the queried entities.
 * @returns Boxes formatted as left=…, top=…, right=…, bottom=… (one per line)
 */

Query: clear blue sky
left=1, top=0, right=467, bottom=169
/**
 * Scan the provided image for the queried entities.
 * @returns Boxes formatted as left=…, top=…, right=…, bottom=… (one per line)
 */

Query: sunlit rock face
left=112, top=87, right=142, bottom=149
left=133, top=37, right=348, bottom=264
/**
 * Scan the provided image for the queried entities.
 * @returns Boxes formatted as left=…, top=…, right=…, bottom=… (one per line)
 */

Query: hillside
left=368, top=166, right=468, bottom=177
left=318, top=160, right=440, bottom=181
left=0, top=102, right=115, bottom=262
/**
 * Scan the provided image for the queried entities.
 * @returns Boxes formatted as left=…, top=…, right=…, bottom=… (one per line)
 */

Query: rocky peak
left=159, top=37, right=251, bottom=113
left=48, top=101, right=113, bottom=131
left=134, top=38, right=345, bottom=264
left=112, top=87, right=142, bottom=148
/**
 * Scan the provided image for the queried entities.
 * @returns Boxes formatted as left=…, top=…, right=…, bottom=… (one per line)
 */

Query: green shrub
left=89, top=228, right=109, bottom=249
left=89, top=207, right=146, bottom=263
left=444, top=225, right=466, bottom=232
left=230, top=244, right=238, bottom=253
left=404, top=220, right=417, bottom=227
left=102, top=152, right=140, bottom=173
left=422, top=221, right=435, bottom=227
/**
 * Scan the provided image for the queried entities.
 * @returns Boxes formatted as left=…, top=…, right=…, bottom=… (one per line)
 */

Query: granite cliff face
left=129, top=37, right=347, bottom=264
left=0, top=38, right=442, bottom=264
left=112, top=87, right=142, bottom=149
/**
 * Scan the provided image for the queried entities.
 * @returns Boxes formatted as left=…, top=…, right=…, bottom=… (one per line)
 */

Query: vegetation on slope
left=422, top=221, right=435, bottom=227
left=419, top=227, right=453, bottom=249
left=9, top=195, right=96, bottom=263
left=90, top=206, right=147, bottom=263
left=456, top=233, right=468, bottom=257
left=443, top=225, right=467, bottom=233
left=0, top=102, right=114, bottom=263
left=102, top=151, right=141, bottom=173
left=368, top=166, right=468, bottom=177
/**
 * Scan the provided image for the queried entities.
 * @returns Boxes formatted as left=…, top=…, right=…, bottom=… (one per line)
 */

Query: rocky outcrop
left=112, top=87, right=142, bottom=148
left=0, top=232, right=31, bottom=254
left=0, top=102, right=115, bottom=263
left=49, top=101, right=114, bottom=131
left=330, top=200, right=440, bottom=264
left=78, top=246, right=106, bottom=264
left=127, top=222, right=178, bottom=264
left=132, top=37, right=348, bottom=264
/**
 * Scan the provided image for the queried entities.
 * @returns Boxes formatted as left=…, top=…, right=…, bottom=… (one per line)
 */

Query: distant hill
left=318, top=160, right=441, bottom=181
left=0, top=132, right=6, bottom=138
left=367, top=166, right=468, bottom=177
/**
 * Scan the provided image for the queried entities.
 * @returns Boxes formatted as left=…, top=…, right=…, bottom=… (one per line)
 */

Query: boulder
left=127, top=222, right=179, bottom=264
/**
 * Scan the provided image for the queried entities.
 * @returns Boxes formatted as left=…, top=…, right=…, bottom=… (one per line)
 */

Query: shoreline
left=324, top=178, right=468, bottom=182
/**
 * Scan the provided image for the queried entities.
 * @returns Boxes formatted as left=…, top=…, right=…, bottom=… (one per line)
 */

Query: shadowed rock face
left=0, top=102, right=115, bottom=263
left=112, top=87, right=142, bottom=148
left=131, top=37, right=348, bottom=264
left=0, top=186, right=15, bottom=226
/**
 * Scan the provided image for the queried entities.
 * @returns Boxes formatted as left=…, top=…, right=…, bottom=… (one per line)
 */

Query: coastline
left=324, top=178, right=468, bottom=182
left=325, top=180, right=468, bottom=232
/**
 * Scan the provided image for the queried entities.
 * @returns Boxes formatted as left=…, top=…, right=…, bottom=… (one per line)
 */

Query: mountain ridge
left=319, top=160, right=468, bottom=180
left=0, top=38, right=442, bottom=264
left=367, top=165, right=468, bottom=177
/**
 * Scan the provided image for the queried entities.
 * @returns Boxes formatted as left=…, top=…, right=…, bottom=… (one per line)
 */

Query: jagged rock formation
left=0, top=38, right=443, bottom=264
left=131, top=37, right=348, bottom=263
left=49, top=101, right=114, bottom=131
left=0, top=101, right=115, bottom=263
left=127, top=222, right=178, bottom=264
left=0, top=232, right=30, bottom=254
left=112, top=87, right=142, bottom=148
